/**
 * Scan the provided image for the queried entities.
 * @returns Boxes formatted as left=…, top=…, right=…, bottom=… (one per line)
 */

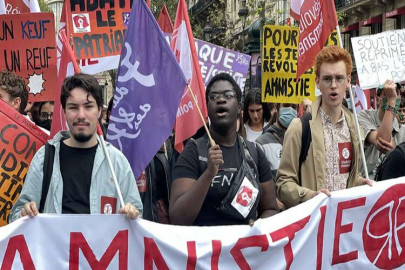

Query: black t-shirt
left=172, top=138, right=273, bottom=226
left=380, top=145, right=405, bottom=181
left=59, top=140, right=98, bottom=214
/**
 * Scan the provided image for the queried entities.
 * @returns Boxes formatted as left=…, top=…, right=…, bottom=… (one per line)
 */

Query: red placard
left=0, top=99, right=48, bottom=226
left=67, top=0, right=132, bottom=59
left=0, top=13, right=57, bottom=102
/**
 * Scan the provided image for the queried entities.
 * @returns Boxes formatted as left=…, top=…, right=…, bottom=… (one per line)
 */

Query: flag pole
left=60, top=30, right=80, bottom=74
left=97, top=125, right=126, bottom=208
left=336, top=26, right=369, bottom=179
left=187, top=85, right=216, bottom=146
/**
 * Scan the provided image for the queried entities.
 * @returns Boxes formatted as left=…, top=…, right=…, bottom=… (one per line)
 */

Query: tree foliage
left=38, top=0, right=52, bottom=12
left=151, top=0, right=178, bottom=24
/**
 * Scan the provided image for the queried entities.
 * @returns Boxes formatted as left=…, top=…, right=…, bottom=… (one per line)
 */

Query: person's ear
left=11, top=97, right=21, bottom=111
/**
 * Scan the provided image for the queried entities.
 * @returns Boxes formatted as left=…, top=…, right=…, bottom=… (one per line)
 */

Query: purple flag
left=107, top=0, right=187, bottom=178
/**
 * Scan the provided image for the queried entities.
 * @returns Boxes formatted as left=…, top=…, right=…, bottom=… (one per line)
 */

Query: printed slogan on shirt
left=0, top=99, right=48, bottom=227
left=67, top=0, right=133, bottom=59
left=262, top=25, right=338, bottom=104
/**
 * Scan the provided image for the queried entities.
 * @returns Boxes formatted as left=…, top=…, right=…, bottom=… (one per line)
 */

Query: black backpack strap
left=299, top=113, right=312, bottom=186
left=39, top=143, right=55, bottom=213
left=242, top=139, right=259, bottom=168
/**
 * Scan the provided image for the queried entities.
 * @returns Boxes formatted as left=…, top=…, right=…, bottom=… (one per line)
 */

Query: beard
left=73, top=132, right=93, bottom=143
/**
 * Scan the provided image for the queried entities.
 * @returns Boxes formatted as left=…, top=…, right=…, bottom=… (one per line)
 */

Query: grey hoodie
left=255, top=125, right=285, bottom=179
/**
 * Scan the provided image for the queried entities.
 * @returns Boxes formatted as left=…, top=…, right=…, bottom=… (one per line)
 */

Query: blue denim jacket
left=9, top=131, right=143, bottom=222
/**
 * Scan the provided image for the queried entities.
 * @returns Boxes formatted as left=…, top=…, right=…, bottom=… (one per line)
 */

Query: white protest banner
left=352, top=29, right=405, bottom=89
left=2, top=178, right=405, bottom=269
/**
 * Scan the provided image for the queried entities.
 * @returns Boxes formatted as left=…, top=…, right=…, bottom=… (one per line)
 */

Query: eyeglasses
left=40, top=112, right=53, bottom=120
left=321, top=76, right=347, bottom=87
left=208, top=91, right=237, bottom=102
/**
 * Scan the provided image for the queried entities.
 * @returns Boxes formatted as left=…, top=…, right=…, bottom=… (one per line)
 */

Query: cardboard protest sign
left=352, top=29, right=405, bottom=89
left=0, top=99, right=48, bottom=226
left=195, top=40, right=251, bottom=90
left=262, top=25, right=339, bottom=104
left=0, top=13, right=57, bottom=102
left=67, top=0, right=132, bottom=59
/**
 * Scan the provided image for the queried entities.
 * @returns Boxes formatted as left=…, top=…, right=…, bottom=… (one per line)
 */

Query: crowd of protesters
left=1, top=45, right=405, bottom=227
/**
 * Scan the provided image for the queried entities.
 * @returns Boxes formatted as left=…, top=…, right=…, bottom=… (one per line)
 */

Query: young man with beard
left=276, top=46, right=372, bottom=209
left=10, top=73, right=142, bottom=221
left=170, top=73, right=279, bottom=226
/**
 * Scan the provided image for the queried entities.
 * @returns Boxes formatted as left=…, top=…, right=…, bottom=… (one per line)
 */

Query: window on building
left=371, top=23, right=382, bottom=34
left=399, top=15, right=405, bottom=29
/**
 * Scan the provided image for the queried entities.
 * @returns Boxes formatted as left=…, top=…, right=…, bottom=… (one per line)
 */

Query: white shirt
left=244, top=122, right=268, bottom=142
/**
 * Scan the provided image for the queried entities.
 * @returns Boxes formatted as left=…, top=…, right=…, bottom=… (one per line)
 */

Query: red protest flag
left=171, top=0, right=208, bottom=153
left=296, top=0, right=338, bottom=80
left=157, top=4, right=174, bottom=34
left=50, top=2, right=81, bottom=138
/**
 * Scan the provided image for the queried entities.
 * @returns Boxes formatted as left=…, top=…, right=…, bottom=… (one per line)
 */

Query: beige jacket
left=276, top=97, right=364, bottom=209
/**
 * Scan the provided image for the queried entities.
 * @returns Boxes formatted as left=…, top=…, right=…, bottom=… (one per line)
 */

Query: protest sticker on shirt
left=0, top=12, right=57, bottom=102
left=101, top=196, right=117, bottom=214
left=231, top=177, right=258, bottom=218
left=0, top=99, right=48, bottom=226
left=262, top=25, right=339, bottom=104
left=67, top=0, right=132, bottom=59
left=338, top=142, right=352, bottom=174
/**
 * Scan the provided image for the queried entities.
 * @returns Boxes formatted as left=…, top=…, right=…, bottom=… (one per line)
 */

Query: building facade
left=337, top=0, right=405, bottom=73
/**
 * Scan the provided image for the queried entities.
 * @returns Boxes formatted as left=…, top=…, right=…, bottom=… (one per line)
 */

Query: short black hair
left=39, top=101, right=54, bottom=114
left=61, top=73, right=103, bottom=110
left=206, top=73, right=242, bottom=103
left=0, top=70, right=28, bottom=113
left=243, top=88, right=271, bottom=123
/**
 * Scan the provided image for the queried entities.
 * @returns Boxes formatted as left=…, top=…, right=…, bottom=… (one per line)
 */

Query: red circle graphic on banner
left=363, top=184, right=405, bottom=269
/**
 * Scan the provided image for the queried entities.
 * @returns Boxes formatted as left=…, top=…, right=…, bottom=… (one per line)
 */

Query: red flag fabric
left=171, top=0, right=208, bottom=153
left=354, top=78, right=371, bottom=112
left=50, top=2, right=80, bottom=138
left=146, top=0, right=150, bottom=8
left=157, top=4, right=174, bottom=34
left=290, top=0, right=302, bottom=21
left=296, top=0, right=338, bottom=80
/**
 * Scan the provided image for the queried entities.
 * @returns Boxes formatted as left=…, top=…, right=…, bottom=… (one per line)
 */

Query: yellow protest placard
left=262, top=25, right=339, bottom=104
